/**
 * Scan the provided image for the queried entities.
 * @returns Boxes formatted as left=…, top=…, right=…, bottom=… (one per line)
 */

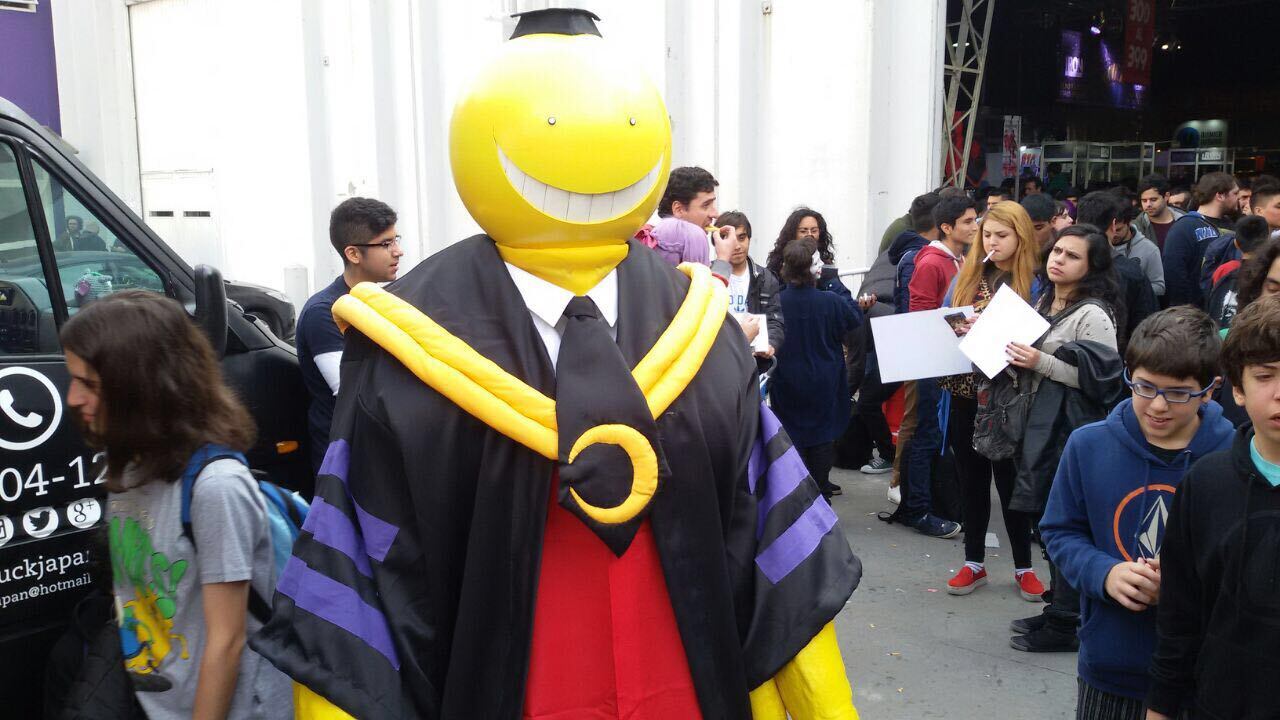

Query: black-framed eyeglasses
left=352, top=235, right=402, bottom=251
left=1123, top=369, right=1214, bottom=404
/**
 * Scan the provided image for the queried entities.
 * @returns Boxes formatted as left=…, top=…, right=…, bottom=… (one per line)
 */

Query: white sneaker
left=887, top=485, right=901, bottom=505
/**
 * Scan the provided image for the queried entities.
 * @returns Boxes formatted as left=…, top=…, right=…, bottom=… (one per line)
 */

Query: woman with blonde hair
left=942, top=201, right=1046, bottom=601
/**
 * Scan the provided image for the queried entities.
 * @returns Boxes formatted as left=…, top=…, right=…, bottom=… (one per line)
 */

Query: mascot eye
left=629, top=117, right=637, bottom=126
left=547, top=116, right=557, bottom=126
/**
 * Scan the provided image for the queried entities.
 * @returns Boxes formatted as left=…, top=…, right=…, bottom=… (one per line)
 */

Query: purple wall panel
left=0, top=1, right=60, bottom=132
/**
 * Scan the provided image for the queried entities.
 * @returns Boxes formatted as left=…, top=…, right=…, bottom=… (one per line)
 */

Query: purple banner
left=0, top=2, right=60, bottom=132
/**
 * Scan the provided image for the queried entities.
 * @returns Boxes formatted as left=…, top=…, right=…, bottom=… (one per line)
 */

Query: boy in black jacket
left=1147, top=294, right=1280, bottom=720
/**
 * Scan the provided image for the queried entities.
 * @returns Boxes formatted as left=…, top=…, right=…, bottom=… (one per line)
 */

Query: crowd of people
left=845, top=168, right=1280, bottom=719
left=50, top=159, right=1280, bottom=719
left=611, top=163, right=1280, bottom=718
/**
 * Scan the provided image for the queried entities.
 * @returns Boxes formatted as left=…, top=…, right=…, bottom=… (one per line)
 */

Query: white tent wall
left=50, top=0, right=944, bottom=302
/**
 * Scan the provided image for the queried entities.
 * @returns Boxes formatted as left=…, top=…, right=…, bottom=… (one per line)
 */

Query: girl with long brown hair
left=60, top=291, right=290, bottom=719
left=943, top=201, right=1045, bottom=601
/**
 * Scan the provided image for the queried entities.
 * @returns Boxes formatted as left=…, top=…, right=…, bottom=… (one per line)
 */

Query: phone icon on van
left=0, top=389, right=43, bottom=429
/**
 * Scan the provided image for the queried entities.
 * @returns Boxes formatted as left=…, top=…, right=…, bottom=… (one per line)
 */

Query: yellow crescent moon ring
left=566, top=424, right=659, bottom=525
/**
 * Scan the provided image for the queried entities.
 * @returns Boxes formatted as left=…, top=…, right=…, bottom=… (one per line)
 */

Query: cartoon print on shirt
left=110, top=515, right=189, bottom=686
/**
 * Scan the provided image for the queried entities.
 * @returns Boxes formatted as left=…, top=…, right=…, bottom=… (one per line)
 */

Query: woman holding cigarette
left=1006, top=224, right=1125, bottom=652
left=942, top=201, right=1045, bottom=600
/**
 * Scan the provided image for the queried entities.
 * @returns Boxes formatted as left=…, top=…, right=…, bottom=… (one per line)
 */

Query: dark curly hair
left=657, top=166, right=718, bottom=217
left=766, top=207, right=834, bottom=275
left=60, top=291, right=256, bottom=490
left=1236, top=238, right=1280, bottom=311
left=1221, top=294, right=1280, bottom=389
left=1039, top=224, right=1122, bottom=326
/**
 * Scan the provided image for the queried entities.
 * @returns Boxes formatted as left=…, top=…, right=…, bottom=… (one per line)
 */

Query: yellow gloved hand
left=752, top=622, right=859, bottom=720
left=294, top=683, right=355, bottom=720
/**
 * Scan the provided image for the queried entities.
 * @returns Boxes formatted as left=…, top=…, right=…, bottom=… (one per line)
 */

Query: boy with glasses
left=1038, top=307, right=1233, bottom=719
left=297, top=197, right=403, bottom=471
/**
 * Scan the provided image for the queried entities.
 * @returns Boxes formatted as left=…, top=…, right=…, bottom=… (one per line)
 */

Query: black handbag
left=972, top=366, right=1035, bottom=461
left=44, top=590, right=146, bottom=720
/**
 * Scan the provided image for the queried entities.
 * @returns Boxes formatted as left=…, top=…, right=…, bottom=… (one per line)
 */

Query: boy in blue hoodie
left=1039, top=307, right=1234, bottom=720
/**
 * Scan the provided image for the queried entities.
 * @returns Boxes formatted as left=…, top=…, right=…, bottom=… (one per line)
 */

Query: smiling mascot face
left=450, top=33, right=672, bottom=249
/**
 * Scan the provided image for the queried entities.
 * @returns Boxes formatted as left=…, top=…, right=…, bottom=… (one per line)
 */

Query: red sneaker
left=1017, top=570, right=1046, bottom=602
left=947, top=566, right=988, bottom=595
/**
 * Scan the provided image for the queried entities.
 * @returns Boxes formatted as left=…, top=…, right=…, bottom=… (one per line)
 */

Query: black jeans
left=855, top=357, right=899, bottom=463
left=948, top=395, right=1033, bottom=568
left=1045, top=554, right=1081, bottom=634
left=799, top=442, right=836, bottom=494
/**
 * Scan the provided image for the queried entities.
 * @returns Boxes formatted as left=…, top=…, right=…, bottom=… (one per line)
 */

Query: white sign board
left=871, top=307, right=975, bottom=383
left=959, top=285, right=1051, bottom=379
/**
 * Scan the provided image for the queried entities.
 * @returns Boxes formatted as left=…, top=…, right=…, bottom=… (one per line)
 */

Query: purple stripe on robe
left=319, top=439, right=350, bottom=482
left=316, top=438, right=399, bottom=562
left=354, top=504, right=398, bottom=562
left=755, top=498, right=839, bottom=584
left=756, top=445, right=812, bottom=530
left=759, top=402, right=784, bottom=444
left=277, top=556, right=400, bottom=669
left=304, top=497, right=373, bottom=577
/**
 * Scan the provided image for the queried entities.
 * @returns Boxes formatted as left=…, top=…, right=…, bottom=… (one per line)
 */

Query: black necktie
left=554, top=296, right=669, bottom=556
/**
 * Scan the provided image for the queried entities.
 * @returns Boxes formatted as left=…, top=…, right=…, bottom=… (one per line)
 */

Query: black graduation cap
left=509, top=8, right=602, bottom=39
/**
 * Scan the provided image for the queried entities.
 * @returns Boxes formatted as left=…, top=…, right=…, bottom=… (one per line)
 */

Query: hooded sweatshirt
left=887, top=229, right=931, bottom=314
left=1147, top=424, right=1280, bottom=719
left=1115, top=225, right=1166, bottom=297
left=1040, top=398, right=1233, bottom=700
left=907, top=240, right=963, bottom=312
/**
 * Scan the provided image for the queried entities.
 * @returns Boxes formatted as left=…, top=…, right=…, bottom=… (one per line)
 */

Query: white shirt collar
left=503, top=262, right=619, bottom=329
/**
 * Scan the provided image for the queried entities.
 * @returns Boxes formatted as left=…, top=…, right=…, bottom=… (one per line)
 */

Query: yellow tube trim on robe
left=332, top=293, right=559, bottom=460
left=631, top=263, right=715, bottom=395
left=768, top=623, right=859, bottom=720
left=644, top=266, right=729, bottom=417
left=294, top=682, right=354, bottom=720
left=348, top=282, right=558, bottom=432
left=330, top=263, right=729, bottom=525
left=495, top=242, right=630, bottom=297
left=566, top=424, right=660, bottom=525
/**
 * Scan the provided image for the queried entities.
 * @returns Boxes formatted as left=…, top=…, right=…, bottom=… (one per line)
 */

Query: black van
left=0, top=98, right=310, bottom=712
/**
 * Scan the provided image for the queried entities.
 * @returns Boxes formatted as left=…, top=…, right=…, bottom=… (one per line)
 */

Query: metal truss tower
left=941, top=0, right=996, bottom=188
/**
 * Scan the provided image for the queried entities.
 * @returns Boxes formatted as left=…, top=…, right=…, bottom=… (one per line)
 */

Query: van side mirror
left=194, top=264, right=228, bottom=358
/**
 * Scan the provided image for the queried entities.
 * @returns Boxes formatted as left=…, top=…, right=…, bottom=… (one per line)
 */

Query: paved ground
left=829, top=464, right=1078, bottom=719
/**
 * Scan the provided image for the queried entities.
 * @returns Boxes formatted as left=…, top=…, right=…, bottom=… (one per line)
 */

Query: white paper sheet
left=870, top=306, right=975, bottom=383
left=733, top=313, right=770, bottom=353
left=958, top=284, right=1051, bottom=380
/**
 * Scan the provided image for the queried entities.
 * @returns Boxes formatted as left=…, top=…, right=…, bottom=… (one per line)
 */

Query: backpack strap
left=179, top=444, right=273, bottom=625
left=179, top=444, right=247, bottom=546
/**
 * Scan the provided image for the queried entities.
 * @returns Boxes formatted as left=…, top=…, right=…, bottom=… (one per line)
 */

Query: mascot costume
left=252, top=9, right=862, bottom=719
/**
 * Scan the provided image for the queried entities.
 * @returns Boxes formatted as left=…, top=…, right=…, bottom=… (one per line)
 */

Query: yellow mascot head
left=449, top=9, right=672, bottom=292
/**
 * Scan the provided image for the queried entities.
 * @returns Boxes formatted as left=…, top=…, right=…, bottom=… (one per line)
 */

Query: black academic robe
left=251, top=236, right=860, bottom=719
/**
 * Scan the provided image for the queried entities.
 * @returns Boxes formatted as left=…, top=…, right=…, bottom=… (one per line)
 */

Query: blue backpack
left=893, top=248, right=921, bottom=314
left=1200, top=230, right=1239, bottom=301
left=179, top=444, right=309, bottom=622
